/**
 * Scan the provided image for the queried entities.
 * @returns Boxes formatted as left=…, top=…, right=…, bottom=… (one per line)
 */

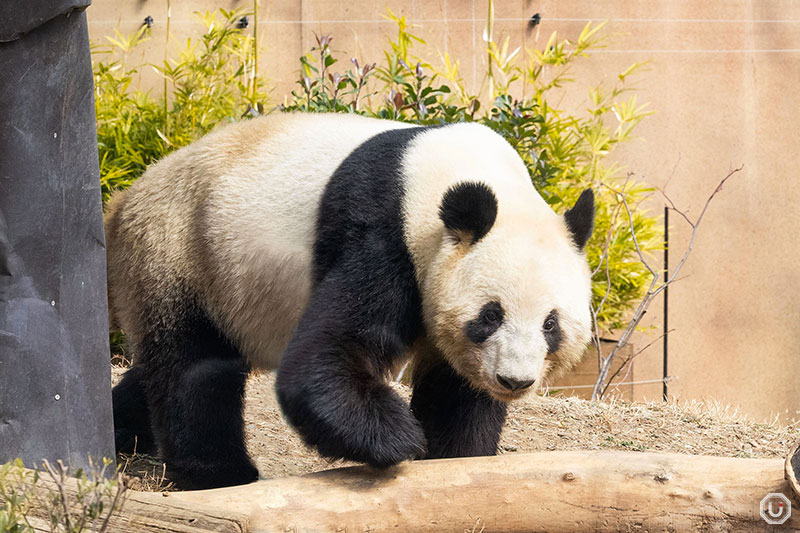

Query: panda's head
left=422, top=181, right=595, bottom=402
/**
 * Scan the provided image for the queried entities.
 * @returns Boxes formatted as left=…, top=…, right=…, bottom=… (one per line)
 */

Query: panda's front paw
left=315, top=385, right=427, bottom=468
left=359, top=406, right=428, bottom=469
left=279, top=377, right=427, bottom=468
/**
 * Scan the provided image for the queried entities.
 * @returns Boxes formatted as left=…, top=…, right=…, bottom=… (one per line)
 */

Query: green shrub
left=93, top=7, right=660, bottom=336
left=0, top=458, right=127, bottom=533
left=93, top=8, right=267, bottom=202
left=0, top=459, right=36, bottom=532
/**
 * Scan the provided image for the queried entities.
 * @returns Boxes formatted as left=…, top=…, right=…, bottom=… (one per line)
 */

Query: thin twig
left=98, top=473, right=128, bottom=533
left=591, top=166, right=742, bottom=399
left=663, top=153, right=681, bottom=192
left=43, top=459, right=73, bottom=533
left=601, top=329, right=674, bottom=397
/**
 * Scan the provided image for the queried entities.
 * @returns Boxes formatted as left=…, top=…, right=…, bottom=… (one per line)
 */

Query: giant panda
left=107, top=112, right=595, bottom=489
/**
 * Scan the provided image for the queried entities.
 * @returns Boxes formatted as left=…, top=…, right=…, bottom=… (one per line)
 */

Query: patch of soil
left=112, top=367, right=800, bottom=489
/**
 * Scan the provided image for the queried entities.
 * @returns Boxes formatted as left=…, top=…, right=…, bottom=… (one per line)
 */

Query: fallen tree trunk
left=162, top=450, right=798, bottom=532
left=8, top=450, right=799, bottom=531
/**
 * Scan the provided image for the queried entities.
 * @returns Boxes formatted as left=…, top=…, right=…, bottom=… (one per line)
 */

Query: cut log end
left=785, top=439, right=800, bottom=501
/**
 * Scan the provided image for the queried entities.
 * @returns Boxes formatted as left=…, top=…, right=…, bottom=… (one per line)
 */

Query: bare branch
left=98, top=472, right=129, bottom=533
left=601, top=329, right=674, bottom=397
left=591, top=166, right=741, bottom=400
left=663, top=153, right=681, bottom=192
left=43, top=459, right=73, bottom=533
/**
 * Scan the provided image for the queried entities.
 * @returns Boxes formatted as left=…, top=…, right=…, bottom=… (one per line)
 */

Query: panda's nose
left=496, top=374, right=535, bottom=391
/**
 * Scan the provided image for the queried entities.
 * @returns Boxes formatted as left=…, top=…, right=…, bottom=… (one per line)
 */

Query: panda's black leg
left=410, top=359, right=507, bottom=459
left=135, top=305, right=258, bottom=489
left=155, top=357, right=257, bottom=489
left=276, top=277, right=427, bottom=468
left=112, top=364, right=155, bottom=455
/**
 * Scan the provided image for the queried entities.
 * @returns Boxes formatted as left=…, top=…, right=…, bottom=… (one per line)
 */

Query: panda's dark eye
left=483, top=309, right=501, bottom=325
left=466, top=300, right=505, bottom=344
left=543, top=310, right=562, bottom=354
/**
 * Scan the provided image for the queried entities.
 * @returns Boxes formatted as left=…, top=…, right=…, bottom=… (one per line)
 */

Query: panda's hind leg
left=136, top=303, right=258, bottom=490
left=156, top=357, right=256, bottom=489
left=410, top=355, right=507, bottom=459
left=112, top=364, right=156, bottom=455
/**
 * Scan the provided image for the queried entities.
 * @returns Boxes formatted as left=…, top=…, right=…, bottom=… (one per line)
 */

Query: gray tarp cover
left=0, top=0, right=115, bottom=469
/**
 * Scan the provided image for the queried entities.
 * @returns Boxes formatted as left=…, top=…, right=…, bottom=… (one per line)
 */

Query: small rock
left=654, top=472, right=672, bottom=483
left=503, top=444, right=518, bottom=452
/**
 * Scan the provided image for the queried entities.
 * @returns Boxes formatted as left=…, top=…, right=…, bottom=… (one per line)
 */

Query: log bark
left=164, top=450, right=799, bottom=532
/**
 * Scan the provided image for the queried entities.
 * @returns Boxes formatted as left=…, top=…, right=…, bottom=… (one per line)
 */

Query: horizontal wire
left=89, top=17, right=800, bottom=24
left=552, top=377, right=674, bottom=390
left=88, top=16, right=800, bottom=55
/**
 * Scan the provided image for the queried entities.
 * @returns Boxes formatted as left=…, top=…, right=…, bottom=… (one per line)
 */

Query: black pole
left=663, top=206, right=669, bottom=402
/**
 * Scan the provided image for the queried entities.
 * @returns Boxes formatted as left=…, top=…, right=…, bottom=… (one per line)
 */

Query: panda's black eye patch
left=466, top=301, right=504, bottom=344
left=543, top=309, right=562, bottom=354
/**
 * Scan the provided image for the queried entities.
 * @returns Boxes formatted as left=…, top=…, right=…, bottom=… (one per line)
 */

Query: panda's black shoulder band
left=438, top=181, right=498, bottom=245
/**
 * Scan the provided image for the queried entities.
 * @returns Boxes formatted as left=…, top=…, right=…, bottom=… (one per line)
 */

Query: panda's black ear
left=439, top=181, right=498, bottom=245
left=563, top=188, right=595, bottom=251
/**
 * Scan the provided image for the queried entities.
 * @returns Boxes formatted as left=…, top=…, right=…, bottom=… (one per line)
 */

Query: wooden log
left=8, top=450, right=799, bottom=531
left=162, top=451, right=799, bottom=532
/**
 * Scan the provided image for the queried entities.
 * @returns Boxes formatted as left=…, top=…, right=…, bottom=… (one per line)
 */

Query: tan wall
left=86, top=0, right=800, bottom=422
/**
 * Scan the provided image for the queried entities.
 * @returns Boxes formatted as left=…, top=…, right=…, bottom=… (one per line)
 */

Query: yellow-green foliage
left=0, top=459, right=36, bottom=533
left=93, top=8, right=267, bottom=202
left=93, top=7, right=660, bottom=335
left=0, top=458, right=127, bottom=533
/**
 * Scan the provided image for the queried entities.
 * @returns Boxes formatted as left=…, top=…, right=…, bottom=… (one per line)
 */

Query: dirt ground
left=111, top=366, right=800, bottom=491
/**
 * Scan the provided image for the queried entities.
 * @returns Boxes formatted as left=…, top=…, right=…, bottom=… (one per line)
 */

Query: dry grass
left=117, top=451, right=174, bottom=492
left=502, top=394, right=800, bottom=459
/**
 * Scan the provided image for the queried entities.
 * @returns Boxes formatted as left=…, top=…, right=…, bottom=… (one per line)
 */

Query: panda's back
left=106, top=113, right=411, bottom=369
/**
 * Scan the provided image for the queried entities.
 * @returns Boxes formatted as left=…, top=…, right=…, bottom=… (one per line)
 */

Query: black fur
left=112, top=364, right=155, bottom=455
left=543, top=309, right=562, bottom=354
left=112, top=293, right=257, bottom=489
left=411, top=360, right=507, bottom=458
left=439, top=181, right=498, bottom=244
left=465, top=300, right=504, bottom=345
left=156, top=357, right=255, bottom=489
left=564, top=188, right=595, bottom=251
left=277, top=127, right=430, bottom=468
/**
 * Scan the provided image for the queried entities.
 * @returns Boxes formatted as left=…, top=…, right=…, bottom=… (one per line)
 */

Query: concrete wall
left=86, top=0, right=800, bottom=422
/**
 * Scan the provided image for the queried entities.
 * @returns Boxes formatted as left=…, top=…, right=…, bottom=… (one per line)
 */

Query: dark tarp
left=0, top=1, right=115, bottom=470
